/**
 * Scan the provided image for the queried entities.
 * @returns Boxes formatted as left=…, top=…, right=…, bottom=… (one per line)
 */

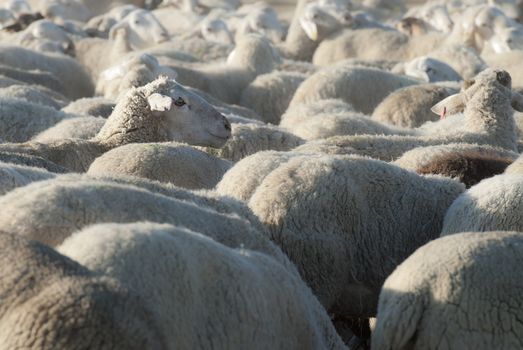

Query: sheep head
left=96, top=77, right=231, bottom=149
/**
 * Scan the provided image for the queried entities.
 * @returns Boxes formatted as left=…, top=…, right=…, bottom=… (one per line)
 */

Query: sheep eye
left=174, top=97, right=186, bottom=107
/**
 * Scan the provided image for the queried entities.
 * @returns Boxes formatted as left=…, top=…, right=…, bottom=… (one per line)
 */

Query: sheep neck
left=464, top=86, right=517, bottom=151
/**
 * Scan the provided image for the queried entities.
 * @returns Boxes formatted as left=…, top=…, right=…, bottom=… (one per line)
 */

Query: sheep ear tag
left=148, top=93, right=172, bottom=112
left=430, top=93, right=465, bottom=118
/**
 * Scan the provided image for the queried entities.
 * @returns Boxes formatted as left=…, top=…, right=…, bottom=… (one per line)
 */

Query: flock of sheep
left=1, top=0, right=523, bottom=348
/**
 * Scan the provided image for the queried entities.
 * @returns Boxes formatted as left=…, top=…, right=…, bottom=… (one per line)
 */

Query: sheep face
left=489, top=27, right=523, bottom=53
left=148, top=82, right=231, bottom=148
left=200, top=18, right=233, bottom=45
left=109, top=9, right=169, bottom=51
left=404, top=57, right=461, bottom=83
left=299, top=3, right=353, bottom=41
left=241, top=9, right=285, bottom=43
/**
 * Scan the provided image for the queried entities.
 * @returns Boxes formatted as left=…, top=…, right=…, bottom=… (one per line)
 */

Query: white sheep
left=173, top=34, right=277, bottom=105
left=0, top=77, right=231, bottom=172
left=0, top=44, right=93, bottom=99
left=96, top=53, right=177, bottom=100
left=58, top=222, right=347, bottom=350
left=0, top=230, right=165, bottom=348
left=398, top=56, right=462, bottom=83
left=0, top=161, right=55, bottom=195
left=61, top=97, right=115, bottom=118
left=280, top=98, right=356, bottom=129
left=83, top=4, right=139, bottom=38
left=0, top=151, right=67, bottom=172
left=0, top=83, right=69, bottom=109
left=0, top=177, right=291, bottom=271
left=373, top=231, right=523, bottom=350
left=441, top=174, right=523, bottom=235
left=14, top=19, right=74, bottom=55
left=0, top=63, right=66, bottom=95
left=202, top=122, right=304, bottom=162
left=32, top=116, right=107, bottom=142
left=312, top=69, right=519, bottom=161
left=88, top=142, right=232, bottom=189
left=38, top=0, right=92, bottom=23
left=371, top=83, right=460, bottom=128
left=239, top=70, right=307, bottom=124
left=219, top=152, right=464, bottom=339
left=288, top=65, right=419, bottom=115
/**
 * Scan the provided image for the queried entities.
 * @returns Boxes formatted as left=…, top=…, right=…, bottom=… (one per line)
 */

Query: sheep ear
left=109, top=21, right=128, bottom=41
left=147, top=93, right=172, bottom=112
left=300, top=18, right=318, bottom=41
left=431, top=93, right=465, bottom=117
left=511, top=91, right=523, bottom=112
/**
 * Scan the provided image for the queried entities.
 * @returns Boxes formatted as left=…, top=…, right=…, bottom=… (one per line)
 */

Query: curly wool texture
left=373, top=231, right=523, bottom=350
left=0, top=84, right=69, bottom=109
left=0, top=231, right=165, bottom=349
left=203, top=123, right=304, bottom=162
left=88, top=142, right=232, bottom=189
left=58, top=222, right=347, bottom=350
left=0, top=64, right=66, bottom=95
left=0, top=152, right=67, bottom=173
left=441, top=174, right=523, bottom=236
left=288, top=66, right=419, bottom=115
left=0, top=177, right=292, bottom=271
left=221, top=153, right=465, bottom=321
left=371, top=84, right=459, bottom=128
left=239, top=71, right=307, bottom=124
left=280, top=99, right=355, bottom=129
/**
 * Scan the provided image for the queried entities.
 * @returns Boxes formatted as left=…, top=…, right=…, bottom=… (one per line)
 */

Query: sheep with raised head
left=57, top=221, right=347, bottom=350
left=373, top=231, right=523, bottom=350
left=0, top=77, right=231, bottom=172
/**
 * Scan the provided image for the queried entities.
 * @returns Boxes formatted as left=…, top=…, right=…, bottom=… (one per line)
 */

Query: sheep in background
left=371, top=83, right=459, bottom=128
left=32, top=116, right=106, bottom=142
left=0, top=151, right=66, bottom=172
left=0, top=161, right=55, bottom=195
left=0, top=83, right=69, bottom=109
left=83, top=4, right=139, bottom=38
left=58, top=222, right=347, bottom=350
left=61, top=97, right=115, bottom=118
left=0, top=77, right=231, bottom=172
left=13, top=19, right=74, bottom=55
left=224, top=153, right=464, bottom=340
left=88, top=142, right=232, bottom=189
left=0, top=230, right=165, bottom=349
left=201, top=122, right=304, bottom=162
left=394, top=56, right=462, bottom=83
left=239, top=71, right=307, bottom=124
left=173, top=34, right=277, bottom=105
left=0, top=63, right=66, bottom=95
left=96, top=53, right=177, bottom=100
left=373, top=231, right=523, bottom=350
left=311, top=69, right=519, bottom=161
left=288, top=66, right=419, bottom=115
left=0, top=44, right=93, bottom=99
left=280, top=98, right=355, bottom=129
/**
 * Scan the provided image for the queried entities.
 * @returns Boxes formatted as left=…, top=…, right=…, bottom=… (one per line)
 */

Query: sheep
left=372, top=231, right=523, bottom=350
left=288, top=66, right=419, bottom=115
left=312, top=69, right=519, bottom=161
left=371, top=83, right=460, bottom=128
left=234, top=5, right=285, bottom=44
left=83, top=4, right=139, bottom=38
left=0, top=230, right=165, bottom=349
left=0, top=98, right=73, bottom=142
left=505, top=153, right=523, bottom=174
left=396, top=56, right=462, bottom=83
left=61, top=97, right=115, bottom=118
left=0, top=177, right=292, bottom=271
left=394, top=143, right=519, bottom=171
left=416, top=151, right=514, bottom=188
left=0, top=161, right=56, bottom=195
left=280, top=98, right=355, bottom=129
left=96, top=53, right=177, bottom=100
left=13, top=19, right=74, bottom=55
left=239, top=71, right=307, bottom=124
left=0, top=63, right=66, bottom=95
left=57, top=222, right=347, bottom=350
left=0, top=151, right=67, bottom=172
left=38, top=0, right=93, bottom=23
left=74, top=9, right=170, bottom=78
left=0, top=44, right=93, bottom=99
left=395, top=17, right=433, bottom=36
left=219, top=153, right=464, bottom=338
left=32, top=116, right=107, bottom=142
left=88, top=142, right=232, bottom=189
left=173, top=34, right=277, bottom=105
left=0, top=83, right=69, bottom=109
left=441, top=174, right=523, bottom=236
left=0, top=77, right=231, bottom=172
left=427, top=44, right=487, bottom=80
left=483, top=50, right=523, bottom=87
left=202, top=122, right=304, bottom=162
